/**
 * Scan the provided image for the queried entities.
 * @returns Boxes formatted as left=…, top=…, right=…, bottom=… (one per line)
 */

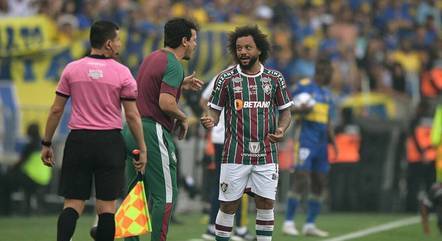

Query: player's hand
left=182, top=71, right=203, bottom=91
left=292, top=103, right=313, bottom=114
left=133, top=150, right=147, bottom=173
left=175, top=118, right=189, bottom=140
left=41, top=146, right=55, bottom=167
left=268, top=127, right=284, bottom=143
left=200, top=115, right=215, bottom=129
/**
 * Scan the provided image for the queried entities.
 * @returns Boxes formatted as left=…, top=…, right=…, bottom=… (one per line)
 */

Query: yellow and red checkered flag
left=115, top=151, right=151, bottom=238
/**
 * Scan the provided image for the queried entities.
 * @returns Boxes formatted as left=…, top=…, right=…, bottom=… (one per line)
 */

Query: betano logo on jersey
left=234, top=99, right=271, bottom=110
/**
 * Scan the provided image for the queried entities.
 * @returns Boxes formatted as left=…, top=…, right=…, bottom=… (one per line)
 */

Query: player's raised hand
left=182, top=71, right=203, bottom=91
left=41, top=146, right=55, bottom=167
left=200, top=115, right=215, bottom=129
left=268, top=127, right=284, bottom=143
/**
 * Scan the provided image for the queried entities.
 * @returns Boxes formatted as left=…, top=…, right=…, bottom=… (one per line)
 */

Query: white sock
left=256, top=209, right=274, bottom=241
left=215, top=210, right=234, bottom=239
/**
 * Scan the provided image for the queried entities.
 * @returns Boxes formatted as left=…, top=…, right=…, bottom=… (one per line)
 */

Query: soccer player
left=282, top=57, right=336, bottom=237
left=200, top=25, right=292, bottom=241
left=200, top=69, right=255, bottom=241
left=122, top=18, right=202, bottom=241
left=40, top=20, right=147, bottom=241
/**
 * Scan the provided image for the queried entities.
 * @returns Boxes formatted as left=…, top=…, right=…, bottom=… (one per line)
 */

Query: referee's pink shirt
left=56, top=56, right=137, bottom=130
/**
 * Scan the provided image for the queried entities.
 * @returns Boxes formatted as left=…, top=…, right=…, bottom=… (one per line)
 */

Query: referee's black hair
left=90, top=20, right=119, bottom=49
left=164, top=18, right=199, bottom=49
left=228, top=25, right=270, bottom=63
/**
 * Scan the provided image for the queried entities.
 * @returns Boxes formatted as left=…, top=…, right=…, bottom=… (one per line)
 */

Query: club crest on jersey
left=261, top=78, right=272, bottom=95
left=249, top=142, right=260, bottom=154
left=220, top=182, right=228, bottom=192
left=263, top=83, right=272, bottom=95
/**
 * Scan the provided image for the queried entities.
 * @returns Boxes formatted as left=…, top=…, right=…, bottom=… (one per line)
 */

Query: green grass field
left=0, top=212, right=440, bottom=241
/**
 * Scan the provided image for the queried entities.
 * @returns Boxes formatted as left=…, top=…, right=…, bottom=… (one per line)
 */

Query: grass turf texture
left=0, top=213, right=440, bottom=241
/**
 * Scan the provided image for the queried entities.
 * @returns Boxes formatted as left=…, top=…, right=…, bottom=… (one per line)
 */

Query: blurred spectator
left=76, top=0, right=100, bottom=29
left=56, top=14, right=79, bottom=45
left=319, top=24, right=340, bottom=60
left=205, top=0, right=230, bottom=22
left=4, top=123, right=51, bottom=216
left=267, top=44, right=297, bottom=88
left=0, top=0, right=8, bottom=16
left=291, top=46, right=316, bottom=83
left=6, top=0, right=38, bottom=17
left=331, top=46, right=360, bottom=95
left=416, top=0, right=441, bottom=31
left=171, top=0, right=208, bottom=25
left=271, top=0, right=293, bottom=26
left=406, top=100, right=436, bottom=212
left=329, top=5, right=357, bottom=49
left=38, top=0, right=62, bottom=19
left=389, top=62, right=408, bottom=96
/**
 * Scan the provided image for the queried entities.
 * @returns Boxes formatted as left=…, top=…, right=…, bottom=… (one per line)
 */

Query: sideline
left=322, top=216, right=421, bottom=241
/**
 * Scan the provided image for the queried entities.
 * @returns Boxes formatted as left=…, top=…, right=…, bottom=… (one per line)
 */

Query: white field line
left=322, top=216, right=421, bottom=241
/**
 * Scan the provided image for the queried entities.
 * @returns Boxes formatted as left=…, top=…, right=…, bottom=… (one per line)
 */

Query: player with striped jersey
left=201, top=26, right=292, bottom=241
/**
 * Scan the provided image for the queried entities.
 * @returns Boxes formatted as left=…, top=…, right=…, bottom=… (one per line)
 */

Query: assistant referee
left=40, top=20, right=147, bottom=241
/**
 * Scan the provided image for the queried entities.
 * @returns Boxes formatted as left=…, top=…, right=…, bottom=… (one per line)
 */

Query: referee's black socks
left=57, top=207, right=79, bottom=241
left=96, top=213, right=115, bottom=241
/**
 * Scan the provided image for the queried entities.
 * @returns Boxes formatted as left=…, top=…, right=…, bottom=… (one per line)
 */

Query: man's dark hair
left=90, top=20, right=119, bottom=49
left=315, top=55, right=333, bottom=84
left=164, top=18, right=198, bottom=49
left=228, top=25, right=270, bottom=63
left=315, top=55, right=332, bottom=75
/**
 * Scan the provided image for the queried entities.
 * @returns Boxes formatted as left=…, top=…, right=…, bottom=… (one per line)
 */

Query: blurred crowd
left=1, top=0, right=441, bottom=110
left=2, top=1, right=441, bottom=85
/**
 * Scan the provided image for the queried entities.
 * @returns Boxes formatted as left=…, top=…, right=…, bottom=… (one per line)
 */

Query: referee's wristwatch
left=41, top=140, right=52, bottom=147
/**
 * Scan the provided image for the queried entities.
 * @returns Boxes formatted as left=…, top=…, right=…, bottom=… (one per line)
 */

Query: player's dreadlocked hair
left=228, top=25, right=270, bottom=64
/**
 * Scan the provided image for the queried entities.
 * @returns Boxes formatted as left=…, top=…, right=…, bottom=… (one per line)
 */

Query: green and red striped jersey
left=209, top=64, right=292, bottom=165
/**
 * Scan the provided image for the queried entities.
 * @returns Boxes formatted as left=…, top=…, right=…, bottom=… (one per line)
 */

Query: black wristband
left=41, top=140, right=52, bottom=147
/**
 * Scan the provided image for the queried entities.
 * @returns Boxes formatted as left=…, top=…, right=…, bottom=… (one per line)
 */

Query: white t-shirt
left=202, top=74, right=225, bottom=144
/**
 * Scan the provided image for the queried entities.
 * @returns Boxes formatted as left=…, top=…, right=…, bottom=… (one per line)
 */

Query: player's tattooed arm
left=278, top=107, right=292, bottom=133
left=268, top=108, right=292, bottom=143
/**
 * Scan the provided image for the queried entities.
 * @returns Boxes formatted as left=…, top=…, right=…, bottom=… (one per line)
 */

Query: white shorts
left=219, top=163, right=279, bottom=201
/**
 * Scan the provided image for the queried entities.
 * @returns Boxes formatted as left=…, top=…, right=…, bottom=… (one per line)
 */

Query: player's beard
left=238, top=56, right=258, bottom=70
left=183, top=47, right=192, bottom=60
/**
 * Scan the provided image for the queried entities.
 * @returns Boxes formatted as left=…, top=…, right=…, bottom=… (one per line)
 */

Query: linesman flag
left=115, top=151, right=151, bottom=238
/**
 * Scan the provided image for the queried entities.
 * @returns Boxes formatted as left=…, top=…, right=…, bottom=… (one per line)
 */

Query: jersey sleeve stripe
left=55, top=91, right=70, bottom=98
left=277, top=102, right=292, bottom=110
left=208, top=102, right=223, bottom=111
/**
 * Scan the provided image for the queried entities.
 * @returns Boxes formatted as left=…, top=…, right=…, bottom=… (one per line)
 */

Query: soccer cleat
left=201, top=228, right=216, bottom=240
left=232, top=229, right=256, bottom=241
left=302, top=224, right=329, bottom=237
left=282, top=222, right=299, bottom=236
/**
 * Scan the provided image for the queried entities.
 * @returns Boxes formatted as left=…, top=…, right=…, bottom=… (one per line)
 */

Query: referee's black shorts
left=58, top=129, right=126, bottom=201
